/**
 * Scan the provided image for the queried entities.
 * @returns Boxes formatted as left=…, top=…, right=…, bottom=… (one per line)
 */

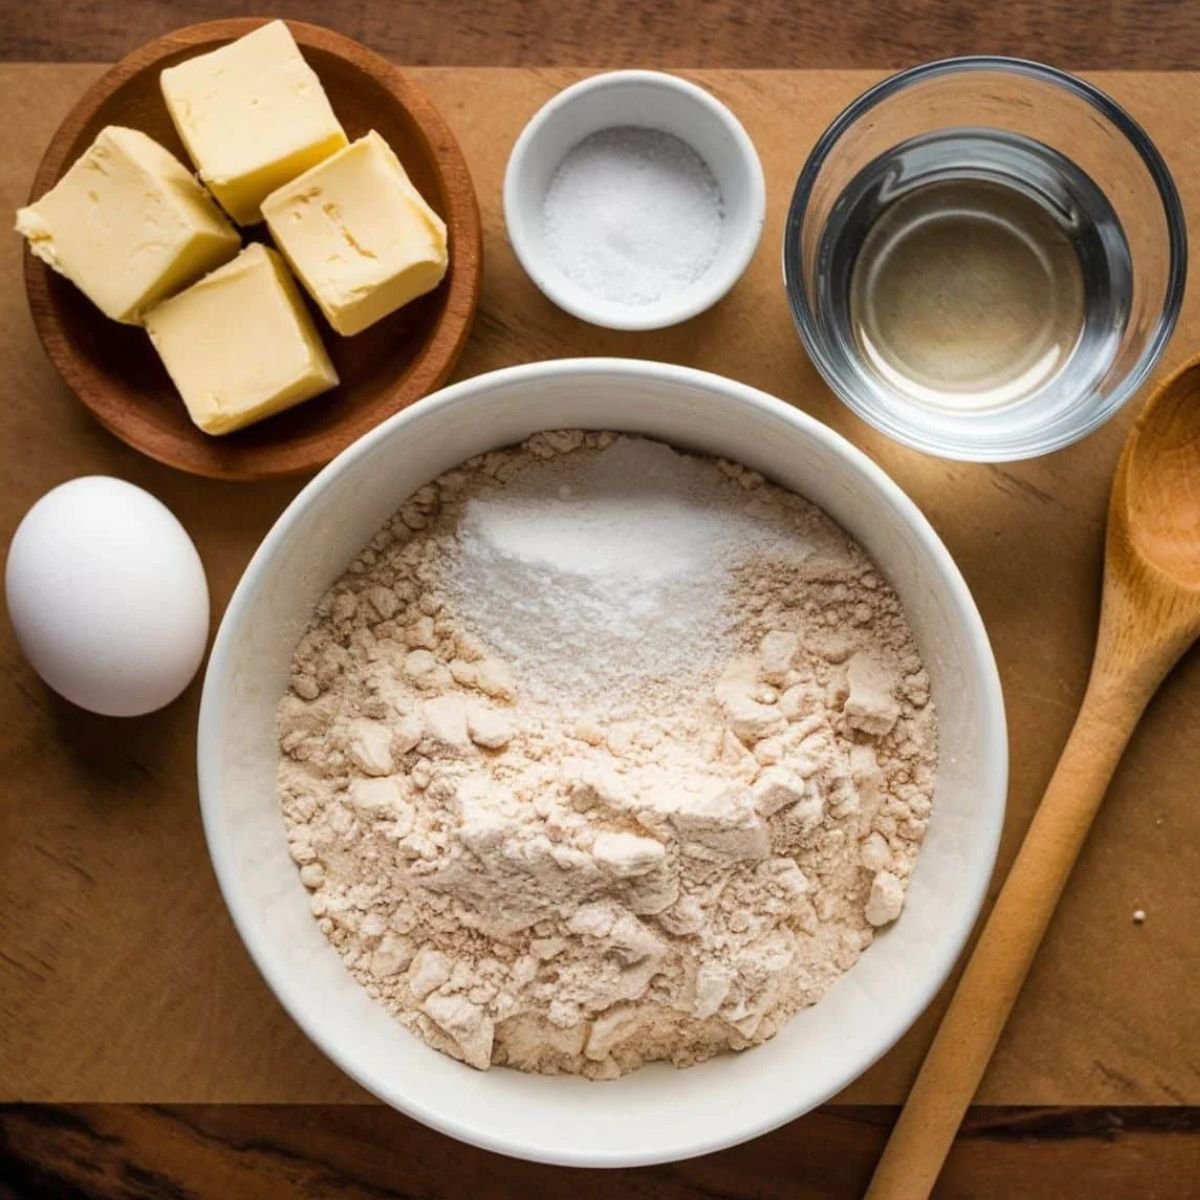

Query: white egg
left=5, top=476, right=210, bottom=717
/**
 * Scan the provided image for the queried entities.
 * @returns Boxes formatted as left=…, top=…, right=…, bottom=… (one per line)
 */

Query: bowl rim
left=783, top=55, right=1188, bottom=462
left=22, top=17, right=483, bottom=481
left=198, top=357, right=1008, bottom=1166
left=503, top=70, right=766, bottom=331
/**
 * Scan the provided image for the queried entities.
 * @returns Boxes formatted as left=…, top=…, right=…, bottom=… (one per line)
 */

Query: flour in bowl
left=277, top=432, right=936, bottom=1078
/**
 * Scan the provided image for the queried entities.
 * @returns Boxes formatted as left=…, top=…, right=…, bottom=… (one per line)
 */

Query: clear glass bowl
left=784, top=57, right=1187, bottom=461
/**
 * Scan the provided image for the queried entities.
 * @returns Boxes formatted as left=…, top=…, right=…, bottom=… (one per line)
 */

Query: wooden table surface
left=3, top=4, right=1200, bottom=1198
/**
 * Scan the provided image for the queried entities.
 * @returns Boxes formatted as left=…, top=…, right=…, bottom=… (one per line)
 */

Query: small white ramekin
left=504, top=71, right=766, bottom=330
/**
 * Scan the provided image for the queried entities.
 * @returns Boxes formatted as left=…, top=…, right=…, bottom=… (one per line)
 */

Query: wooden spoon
left=866, top=354, right=1200, bottom=1200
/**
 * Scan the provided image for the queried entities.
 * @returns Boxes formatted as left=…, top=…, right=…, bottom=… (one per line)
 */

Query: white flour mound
left=452, top=436, right=792, bottom=703
left=277, top=432, right=937, bottom=1079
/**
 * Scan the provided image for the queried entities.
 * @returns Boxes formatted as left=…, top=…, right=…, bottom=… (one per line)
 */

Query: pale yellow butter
left=145, top=243, right=338, bottom=435
left=263, top=131, right=449, bottom=336
left=15, top=125, right=241, bottom=324
left=160, top=20, right=348, bottom=225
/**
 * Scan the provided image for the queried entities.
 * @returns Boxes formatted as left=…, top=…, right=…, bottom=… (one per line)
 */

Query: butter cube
left=145, top=244, right=338, bottom=435
left=15, top=126, right=240, bottom=324
left=161, top=20, right=348, bottom=225
left=263, top=131, right=448, bottom=336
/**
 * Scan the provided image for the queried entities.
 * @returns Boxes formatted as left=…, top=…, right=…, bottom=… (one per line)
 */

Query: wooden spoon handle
left=864, top=676, right=1151, bottom=1200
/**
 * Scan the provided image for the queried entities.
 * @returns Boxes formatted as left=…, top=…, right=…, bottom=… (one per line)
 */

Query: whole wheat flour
left=277, top=432, right=937, bottom=1079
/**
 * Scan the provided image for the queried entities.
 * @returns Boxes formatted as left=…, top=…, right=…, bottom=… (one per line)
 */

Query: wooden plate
left=23, top=18, right=483, bottom=480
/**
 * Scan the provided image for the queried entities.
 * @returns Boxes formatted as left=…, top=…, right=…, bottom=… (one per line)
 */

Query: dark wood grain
left=25, top=18, right=483, bottom=479
left=1, top=1104, right=1197, bottom=1199
left=3, top=0, right=1200, bottom=69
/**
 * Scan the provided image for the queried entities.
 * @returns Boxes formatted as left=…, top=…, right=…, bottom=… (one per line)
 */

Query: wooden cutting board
left=1, top=64, right=1197, bottom=1108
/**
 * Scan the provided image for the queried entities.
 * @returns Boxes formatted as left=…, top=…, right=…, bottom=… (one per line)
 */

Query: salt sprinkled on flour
left=452, top=437, right=801, bottom=703
left=542, top=127, right=724, bottom=305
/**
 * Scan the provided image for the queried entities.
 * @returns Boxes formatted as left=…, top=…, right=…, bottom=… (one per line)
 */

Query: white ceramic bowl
left=503, top=71, right=766, bottom=330
left=198, top=359, right=1006, bottom=1168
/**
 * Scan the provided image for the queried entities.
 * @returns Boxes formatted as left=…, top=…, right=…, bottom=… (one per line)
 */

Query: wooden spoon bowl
left=23, top=19, right=483, bottom=480
left=1119, top=357, right=1200, bottom=589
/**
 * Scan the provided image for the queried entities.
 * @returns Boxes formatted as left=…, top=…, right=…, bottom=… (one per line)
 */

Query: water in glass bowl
left=823, top=128, right=1133, bottom=414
